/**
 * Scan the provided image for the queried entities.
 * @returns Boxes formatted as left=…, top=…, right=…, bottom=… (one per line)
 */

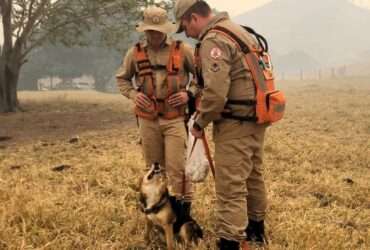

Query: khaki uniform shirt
left=116, top=37, right=198, bottom=101
left=195, top=12, right=266, bottom=140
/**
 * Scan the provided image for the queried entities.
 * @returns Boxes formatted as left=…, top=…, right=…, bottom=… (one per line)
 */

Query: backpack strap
left=167, top=40, right=182, bottom=74
left=133, top=43, right=157, bottom=120
left=210, top=26, right=270, bottom=92
left=241, top=25, right=269, bottom=53
left=205, top=26, right=273, bottom=122
left=194, top=43, right=204, bottom=88
left=157, top=40, right=186, bottom=119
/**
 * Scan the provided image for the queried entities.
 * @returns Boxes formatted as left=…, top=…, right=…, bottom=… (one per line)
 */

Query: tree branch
left=19, top=0, right=48, bottom=42
left=27, top=0, right=37, bottom=21
left=14, top=1, right=27, bottom=40
left=21, top=3, right=126, bottom=59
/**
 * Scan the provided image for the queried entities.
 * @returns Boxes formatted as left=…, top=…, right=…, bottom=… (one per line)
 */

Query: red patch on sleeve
left=210, top=47, right=222, bottom=59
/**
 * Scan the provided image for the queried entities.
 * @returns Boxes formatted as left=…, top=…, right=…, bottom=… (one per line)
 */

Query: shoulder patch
left=210, top=63, right=220, bottom=72
left=210, top=47, right=222, bottom=59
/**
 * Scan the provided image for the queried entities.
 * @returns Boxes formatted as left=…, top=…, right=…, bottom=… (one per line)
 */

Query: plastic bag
left=185, top=115, right=209, bottom=183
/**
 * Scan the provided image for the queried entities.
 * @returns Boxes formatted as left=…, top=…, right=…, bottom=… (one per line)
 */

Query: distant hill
left=274, top=50, right=319, bottom=74
left=234, top=0, right=370, bottom=72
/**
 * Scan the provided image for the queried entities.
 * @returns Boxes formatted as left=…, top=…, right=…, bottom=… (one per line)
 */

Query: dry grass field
left=0, top=78, right=369, bottom=250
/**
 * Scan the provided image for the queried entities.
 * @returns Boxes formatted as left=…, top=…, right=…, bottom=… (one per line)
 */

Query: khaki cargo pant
left=138, top=117, right=193, bottom=201
left=214, top=130, right=267, bottom=241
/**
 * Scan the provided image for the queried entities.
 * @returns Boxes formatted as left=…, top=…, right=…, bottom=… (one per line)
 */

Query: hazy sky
left=207, top=0, right=273, bottom=16
left=0, top=1, right=273, bottom=44
left=1, top=0, right=370, bottom=45
left=207, top=0, right=370, bottom=16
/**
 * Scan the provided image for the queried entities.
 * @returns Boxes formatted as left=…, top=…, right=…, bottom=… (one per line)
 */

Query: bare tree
left=0, top=0, right=173, bottom=112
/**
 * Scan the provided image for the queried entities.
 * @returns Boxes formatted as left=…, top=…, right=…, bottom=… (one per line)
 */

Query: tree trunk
left=0, top=55, right=21, bottom=113
left=0, top=0, right=22, bottom=113
left=0, top=57, right=7, bottom=112
left=8, top=63, right=20, bottom=112
left=0, top=70, right=19, bottom=113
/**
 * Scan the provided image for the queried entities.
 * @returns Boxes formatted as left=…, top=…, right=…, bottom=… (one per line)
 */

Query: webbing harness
left=134, top=41, right=186, bottom=120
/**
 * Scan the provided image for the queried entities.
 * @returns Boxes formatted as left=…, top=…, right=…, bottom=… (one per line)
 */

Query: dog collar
left=143, top=190, right=169, bottom=214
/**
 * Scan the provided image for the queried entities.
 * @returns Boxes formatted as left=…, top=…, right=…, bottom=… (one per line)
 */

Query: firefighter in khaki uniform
left=175, top=0, right=269, bottom=249
left=116, top=6, right=202, bottom=233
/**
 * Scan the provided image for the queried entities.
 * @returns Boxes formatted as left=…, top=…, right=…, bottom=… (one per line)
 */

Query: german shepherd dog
left=139, top=163, right=203, bottom=250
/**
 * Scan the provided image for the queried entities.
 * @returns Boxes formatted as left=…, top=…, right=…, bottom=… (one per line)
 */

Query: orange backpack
left=198, top=25, right=286, bottom=124
left=134, top=41, right=186, bottom=120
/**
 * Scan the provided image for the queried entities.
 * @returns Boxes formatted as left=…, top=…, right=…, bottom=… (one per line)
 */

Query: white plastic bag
left=185, top=115, right=209, bottom=183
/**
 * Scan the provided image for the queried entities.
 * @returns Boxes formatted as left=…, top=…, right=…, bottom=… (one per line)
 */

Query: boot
left=245, top=219, right=267, bottom=244
left=181, top=201, right=203, bottom=240
left=171, top=199, right=202, bottom=238
left=171, top=199, right=188, bottom=233
left=217, top=238, right=240, bottom=250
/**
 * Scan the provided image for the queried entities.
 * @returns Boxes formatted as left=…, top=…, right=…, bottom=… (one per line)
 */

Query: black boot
left=218, top=238, right=240, bottom=250
left=171, top=199, right=189, bottom=233
left=245, top=219, right=267, bottom=244
left=170, top=199, right=203, bottom=239
left=181, top=202, right=203, bottom=241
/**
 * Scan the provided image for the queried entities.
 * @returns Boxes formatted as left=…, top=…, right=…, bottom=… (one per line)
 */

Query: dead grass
left=0, top=81, right=369, bottom=250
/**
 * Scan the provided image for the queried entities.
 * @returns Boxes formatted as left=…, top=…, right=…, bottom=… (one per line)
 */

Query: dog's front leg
left=145, top=218, right=153, bottom=244
left=163, top=224, right=174, bottom=250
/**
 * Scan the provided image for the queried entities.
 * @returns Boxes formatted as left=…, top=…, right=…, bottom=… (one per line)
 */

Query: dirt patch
left=0, top=91, right=136, bottom=147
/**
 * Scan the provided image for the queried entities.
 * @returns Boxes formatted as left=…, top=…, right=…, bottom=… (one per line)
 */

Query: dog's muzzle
left=147, top=162, right=163, bottom=180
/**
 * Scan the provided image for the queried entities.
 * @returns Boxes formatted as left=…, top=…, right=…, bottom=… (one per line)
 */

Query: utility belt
left=135, top=91, right=187, bottom=120
left=157, top=96, right=186, bottom=119
left=221, top=99, right=258, bottom=122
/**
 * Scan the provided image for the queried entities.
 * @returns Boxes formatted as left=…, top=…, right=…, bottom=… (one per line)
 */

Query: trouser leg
left=162, top=120, right=202, bottom=239
left=214, top=137, right=252, bottom=242
left=162, top=119, right=192, bottom=200
left=138, top=118, right=164, bottom=169
left=246, top=131, right=267, bottom=221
